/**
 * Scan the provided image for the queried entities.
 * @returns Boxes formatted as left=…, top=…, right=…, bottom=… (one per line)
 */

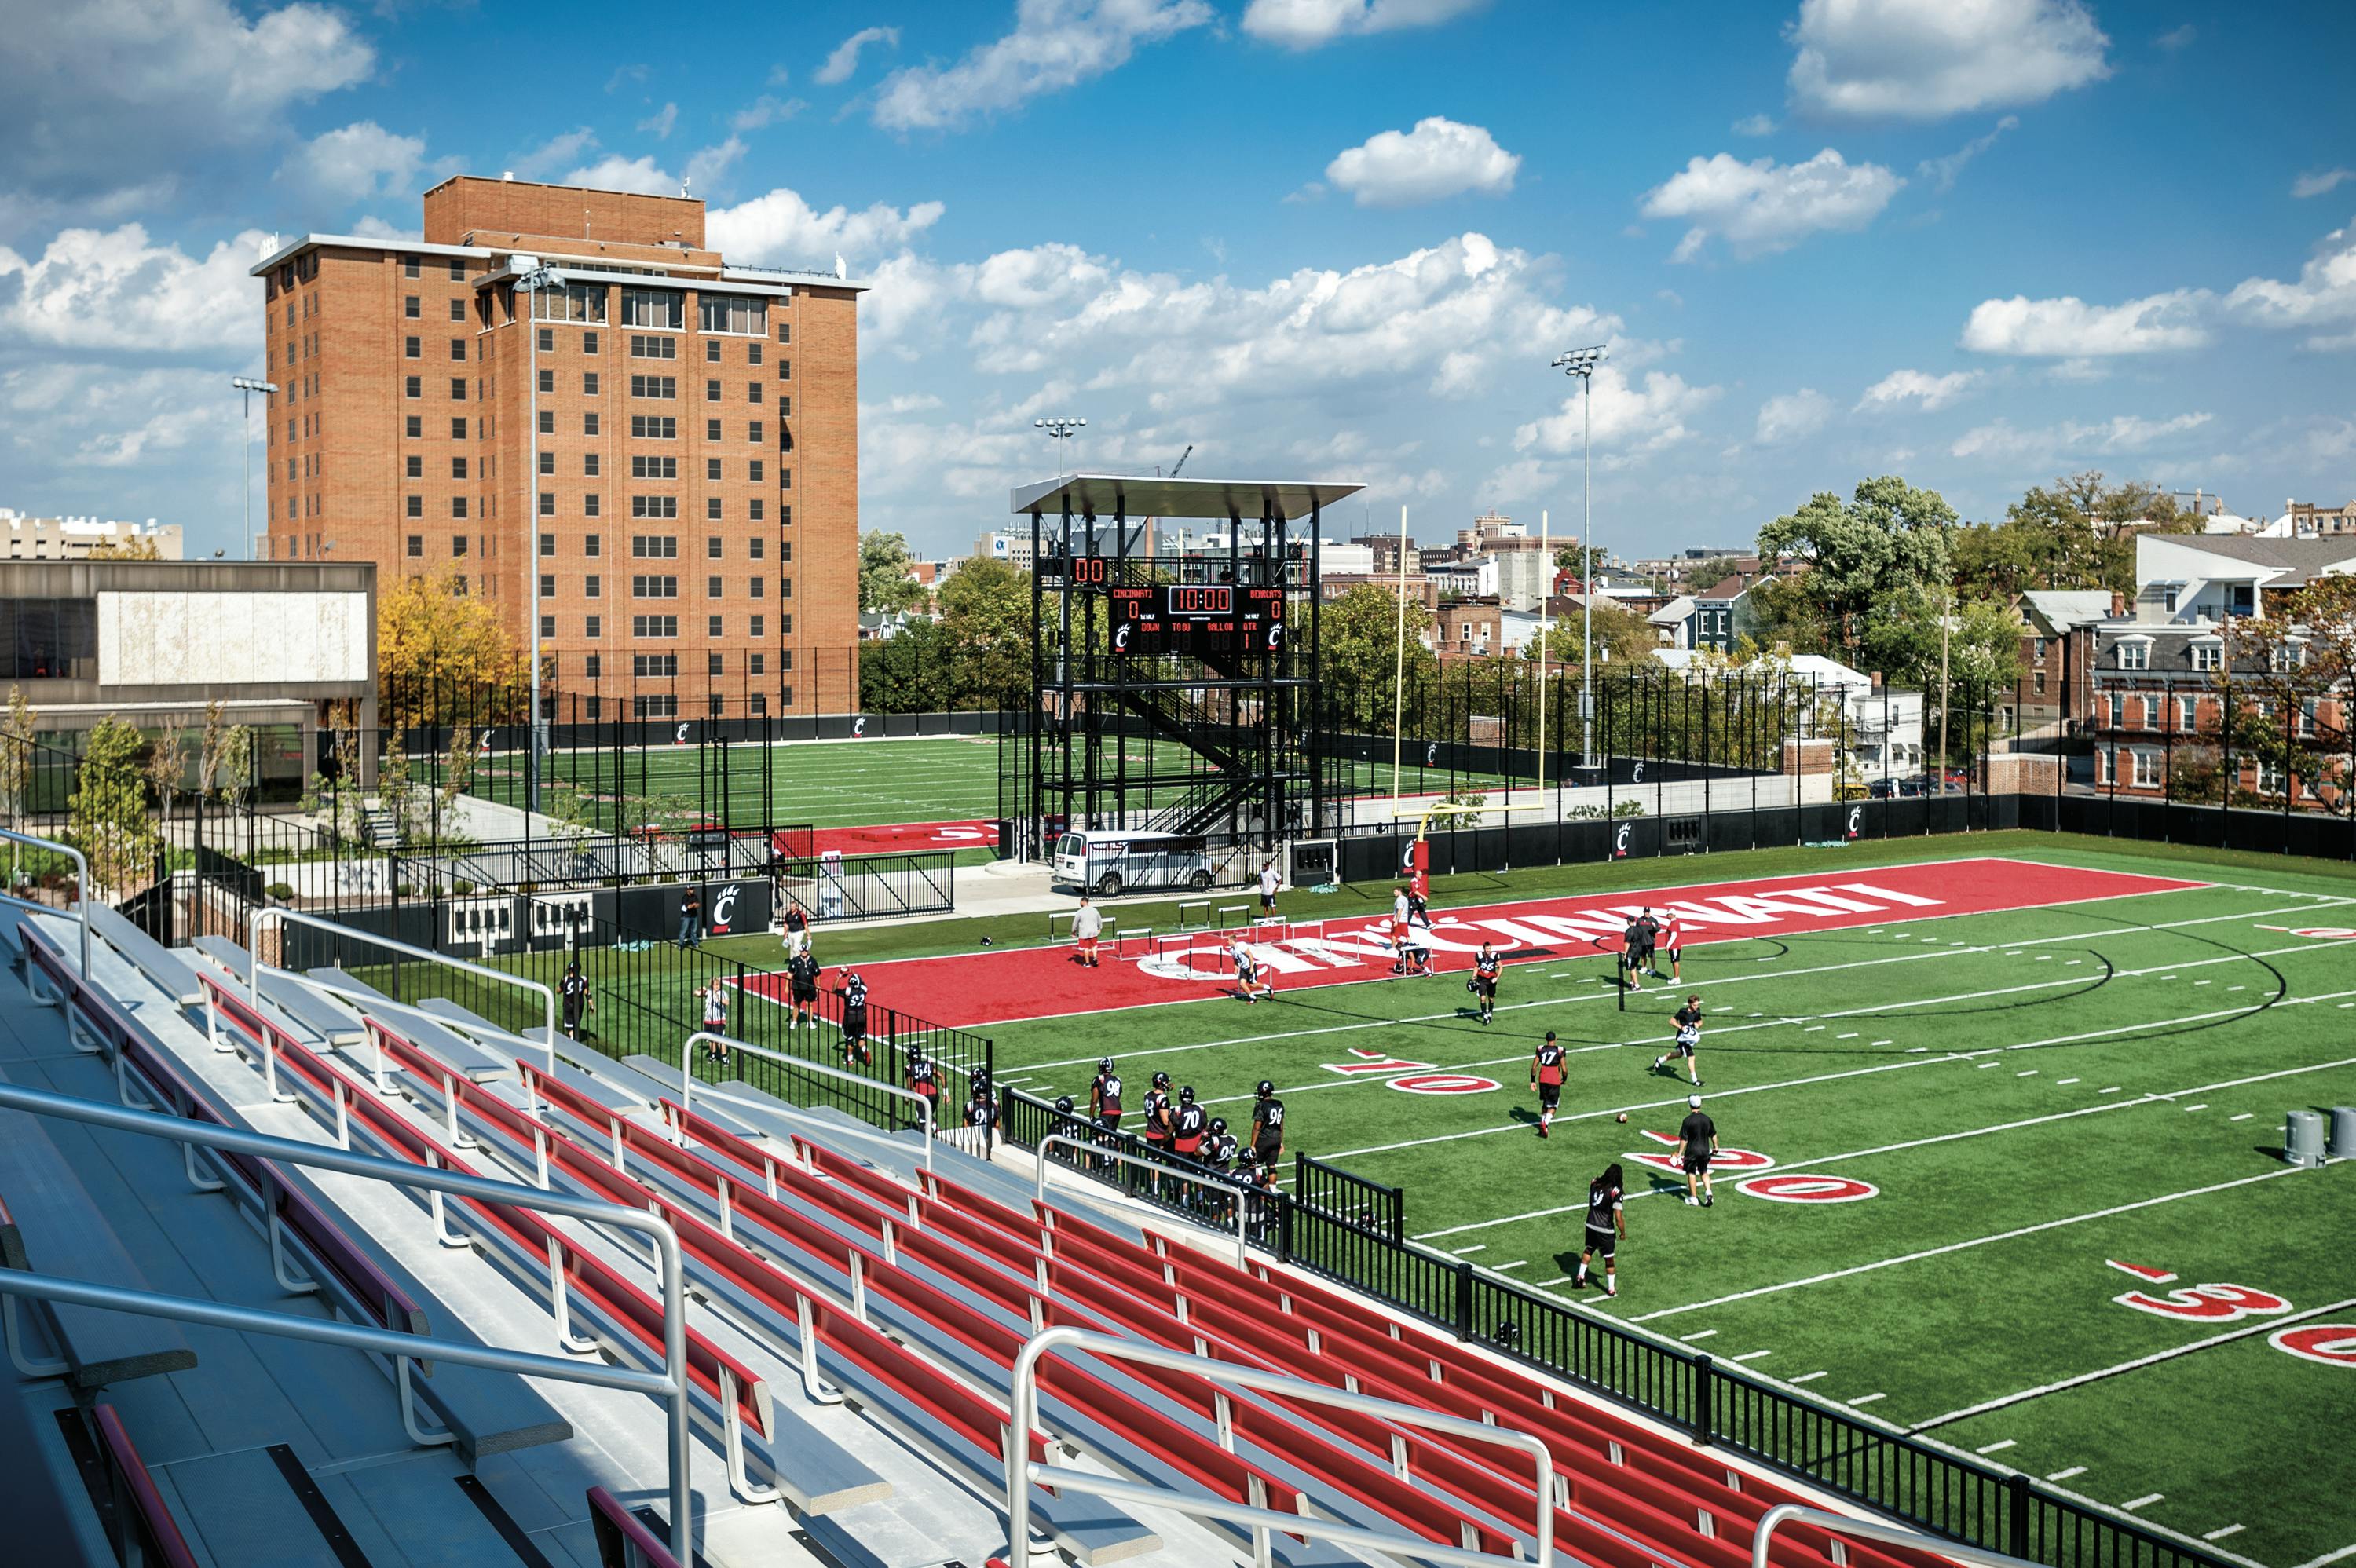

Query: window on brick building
left=631, top=534, right=678, bottom=557
left=631, top=496, right=678, bottom=520
left=749, top=654, right=764, bottom=676
left=452, top=535, right=469, bottom=556
left=538, top=369, right=554, bottom=393
left=748, top=343, right=763, bottom=367
left=404, top=376, right=422, bottom=399
left=585, top=534, right=602, bottom=557
left=404, top=296, right=420, bottom=319
left=630, top=375, right=675, bottom=399
left=749, top=537, right=764, bottom=561
left=748, top=421, right=763, bottom=444
left=584, top=411, right=599, bottom=435
left=449, top=378, right=466, bottom=400
left=748, top=382, right=763, bottom=404
left=404, top=256, right=420, bottom=278
left=405, top=495, right=422, bottom=517
left=405, top=455, right=422, bottom=478
left=705, top=378, right=721, bottom=402
left=708, top=576, right=723, bottom=598
left=541, top=615, right=555, bottom=640
left=749, top=615, right=764, bottom=638
left=708, top=652, right=724, bottom=677
left=707, top=457, right=723, bottom=481
left=538, top=328, right=554, bottom=352
left=584, top=331, right=599, bottom=354
left=450, top=338, right=466, bottom=361
left=451, top=299, right=467, bottom=323
left=585, top=655, right=602, bottom=678
left=707, top=497, right=722, bottom=521
left=585, top=575, right=602, bottom=598
left=586, top=616, right=602, bottom=638
left=448, top=259, right=466, bottom=280
left=583, top=372, right=599, bottom=396
left=707, top=537, right=723, bottom=559
left=407, top=535, right=422, bottom=557
left=631, top=455, right=677, bottom=479
left=631, top=576, right=679, bottom=598
left=708, top=616, right=723, bottom=638
left=748, top=499, right=763, bottom=522
left=707, top=418, right=723, bottom=442
left=584, top=453, right=599, bottom=477
left=704, top=339, right=720, bottom=364
left=748, top=459, right=763, bottom=482
left=452, top=457, right=467, bottom=479
left=752, top=577, right=765, bottom=599
left=584, top=494, right=601, bottom=517
left=539, top=451, right=554, bottom=475
left=406, top=415, right=422, bottom=437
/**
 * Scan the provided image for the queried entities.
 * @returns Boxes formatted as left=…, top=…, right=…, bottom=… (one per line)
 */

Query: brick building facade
left=251, top=175, right=862, bottom=719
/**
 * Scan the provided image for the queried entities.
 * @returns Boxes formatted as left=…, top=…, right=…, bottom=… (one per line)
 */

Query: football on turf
left=1615, top=1112, right=1629, bottom=1123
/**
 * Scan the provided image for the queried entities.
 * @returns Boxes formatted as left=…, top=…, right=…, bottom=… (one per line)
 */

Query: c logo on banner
left=1266, top=622, right=1286, bottom=650
left=1633, top=761, right=1646, bottom=784
left=712, top=885, right=739, bottom=933
left=853, top=716, right=869, bottom=738
left=1399, top=841, right=1417, bottom=875
left=1847, top=806, right=1864, bottom=836
left=1614, top=824, right=1632, bottom=856
left=675, top=723, right=690, bottom=745
left=1425, top=742, right=1439, bottom=766
left=1113, top=623, right=1132, bottom=652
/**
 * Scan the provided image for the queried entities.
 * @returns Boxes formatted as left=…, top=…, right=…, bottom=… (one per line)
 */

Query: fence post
left=1453, top=1259, right=1474, bottom=1338
left=1689, top=1354, right=1714, bottom=1447
left=2007, top=1471, right=2031, bottom=1560
left=1275, top=1189, right=1293, bottom=1263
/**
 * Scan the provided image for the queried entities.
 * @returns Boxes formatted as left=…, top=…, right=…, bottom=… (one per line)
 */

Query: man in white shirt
left=1072, top=896, right=1104, bottom=968
left=1258, top=859, right=1281, bottom=913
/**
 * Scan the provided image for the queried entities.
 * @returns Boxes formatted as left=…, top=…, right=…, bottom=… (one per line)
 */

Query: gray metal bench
left=188, top=932, right=251, bottom=978
left=79, top=904, right=204, bottom=1008
left=0, top=1108, right=197, bottom=1391
left=258, top=973, right=365, bottom=1049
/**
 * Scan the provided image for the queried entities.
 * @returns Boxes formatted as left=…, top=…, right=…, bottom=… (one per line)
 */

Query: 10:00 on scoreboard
left=1110, top=584, right=1287, bottom=655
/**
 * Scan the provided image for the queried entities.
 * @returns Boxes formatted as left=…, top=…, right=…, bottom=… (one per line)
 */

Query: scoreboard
left=1110, top=583, right=1286, bottom=656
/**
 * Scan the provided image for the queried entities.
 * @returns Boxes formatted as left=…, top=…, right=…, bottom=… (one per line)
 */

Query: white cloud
left=870, top=0, right=1213, bottom=132
left=275, top=121, right=436, bottom=205
left=1949, top=411, right=2212, bottom=460
left=1239, top=0, right=1484, bottom=49
left=0, top=0, right=373, bottom=210
left=2, top=364, right=243, bottom=472
left=730, top=96, right=807, bottom=132
left=1323, top=118, right=1520, bottom=207
left=637, top=102, right=678, bottom=140
left=1787, top=0, right=2109, bottom=119
left=1732, top=114, right=1777, bottom=137
left=2225, top=218, right=2356, bottom=349
left=708, top=188, right=946, bottom=270
left=509, top=129, right=599, bottom=179
left=568, top=138, right=745, bottom=199
left=2292, top=169, right=2353, bottom=200
left=1640, top=148, right=1902, bottom=261
left=1513, top=364, right=1722, bottom=462
left=1917, top=115, right=2017, bottom=192
left=1754, top=388, right=1833, bottom=444
left=0, top=224, right=264, bottom=353
left=814, top=25, right=901, bottom=85
left=1959, top=290, right=2211, bottom=355
left=349, top=214, right=421, bottom=242
left=2155, top=24, right=2196, bottom=50
left=1855, top=367, right=1981, bottom=411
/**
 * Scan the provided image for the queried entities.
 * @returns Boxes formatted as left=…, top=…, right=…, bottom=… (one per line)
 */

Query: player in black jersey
left=1140, top=1071, right=1174, bottom=1155
left=1678, top=1094, right=1718, bottom=1208
left=1199, top=1117, right=1238, bottom=1175
left=1170, top=1087, right=1209, bottom=1161
left=1249, top=1080, right=1286, bottom=1165
left=1652, top=994, right=1705, bottom=1087
left=1633, top=909, right=1663, bottom=978
left=785, top=946, right=821, bottom=1033
left=836, top=969, right=873, bottom=1065
left=963, top=1070, right=997, bottom=1155
left=1619, top=913, right=1648, bottom=992
left=1530, top=1029, right=1568, bottom=1138
left=905, top=1045, right=939, bottom=1120
left=1088, top=1058, right=1124, bottom=1136
left=1471, top=941, right=1502, bottom=1024
left=1571, top=1162, right=1626, bottom=1296
left=558, top=959, right=594, bottom=1041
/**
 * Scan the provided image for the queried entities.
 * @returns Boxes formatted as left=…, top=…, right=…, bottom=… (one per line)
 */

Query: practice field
left=952, top=844, right=2356, bottom=1568
left=468, top=732, right=1522, bottom=832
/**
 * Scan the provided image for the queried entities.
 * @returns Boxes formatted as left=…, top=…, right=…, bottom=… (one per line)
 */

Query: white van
left=1052, top=829, right=1216, bottom=897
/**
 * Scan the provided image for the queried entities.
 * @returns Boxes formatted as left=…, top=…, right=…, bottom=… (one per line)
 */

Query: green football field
left=466, top=733, right=1522, bottom=830
left=968, top=839, right=2356, bottom=1568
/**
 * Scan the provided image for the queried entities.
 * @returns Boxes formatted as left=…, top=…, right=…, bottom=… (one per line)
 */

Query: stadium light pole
left=1035, top=417, right=1085, bottom=477
left=512, top=262, right=564, bottom=820
left=231, top=377, right=279, bottom=561
left=1552, top=346, right=1607, bottom=769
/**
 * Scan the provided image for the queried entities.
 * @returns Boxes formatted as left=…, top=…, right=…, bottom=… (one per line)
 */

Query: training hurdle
left=1175, top=899, right=1212, bottom=932
left=1215, top=904, right=1249, bottom=930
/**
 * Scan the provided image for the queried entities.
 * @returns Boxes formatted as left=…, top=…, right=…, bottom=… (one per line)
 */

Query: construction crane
left=1165, top=444, right=1193, bottom=479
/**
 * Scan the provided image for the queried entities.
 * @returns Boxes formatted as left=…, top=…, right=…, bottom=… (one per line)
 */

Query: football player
left=1471, top=940, right=1502, bottom=1024
left=1652, top=994, right=1704, bottom=1087
left=1530, top=1029, right=1568, bottom=1138
left=1571, top=1162, right=1626, bottom=1296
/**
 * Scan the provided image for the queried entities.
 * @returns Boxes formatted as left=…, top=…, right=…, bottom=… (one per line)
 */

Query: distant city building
left=1349, top=533, right=1421, bottom=578
left=975, top=530, right=1037, bottom=571
left=2286, top=499, right=2356, bottom=535
left=1, top=510, right=183, bottom=561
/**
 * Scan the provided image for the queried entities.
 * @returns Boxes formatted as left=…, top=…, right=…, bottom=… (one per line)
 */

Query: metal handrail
left=1004, top=1324, right=1556, bottom=1568
left=1033, top=1131, right=1247, bottom=1266
left=677, top=1030, right=935, bottom=1177
left=1753, top=1504, right=2047, bottom=1568
left=247, top=907, right=560, bottom=1083
left=1, top=824, right=91, bottom=979
left=0, top=1083, right=697, bottom=1566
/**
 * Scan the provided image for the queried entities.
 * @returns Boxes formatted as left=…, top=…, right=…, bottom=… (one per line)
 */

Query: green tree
left=860, top=617, right=965, bottom=713
left=937, top=557, right=1035, bottom=702
left=2221, top=574, right=2356, bottom=810
left=1318, top=581, right=1437, bottom=729
left=1991, top=472, right=2200, bottom=598
left=858, top=531, right=930, bottom=616
left=71, top=716, right=160, bottom=897
left=1755, top=476, right=1956, bottom=663
left=0, top=686, right=33, bottom=833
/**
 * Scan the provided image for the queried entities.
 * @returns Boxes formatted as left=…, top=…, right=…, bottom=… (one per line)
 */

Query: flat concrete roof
left=1011, top=473, right=1364, bottom=521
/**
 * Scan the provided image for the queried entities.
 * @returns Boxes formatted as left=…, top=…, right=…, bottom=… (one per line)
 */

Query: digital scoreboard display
left=1110, top=583, right=1286, bottom=656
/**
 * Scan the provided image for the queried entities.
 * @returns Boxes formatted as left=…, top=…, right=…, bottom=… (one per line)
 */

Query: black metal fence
left=1292, top=1150, right=1404, bottom=1242
left=996, top=1087, right=2234, bottom=1568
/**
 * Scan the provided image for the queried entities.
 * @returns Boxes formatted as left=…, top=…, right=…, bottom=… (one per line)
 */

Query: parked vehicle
left=1052, top=829, right=1215, bottom=897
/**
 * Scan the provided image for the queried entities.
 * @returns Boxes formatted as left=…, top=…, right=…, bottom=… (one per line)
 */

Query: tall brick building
left=250, top=175, right=862, bottom=719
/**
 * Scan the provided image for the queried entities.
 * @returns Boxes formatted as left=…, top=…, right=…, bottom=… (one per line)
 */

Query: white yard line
left=1629, top=1164, right=2343, bottom=1323
left=1976, top=1440, right=2017, bottom=1455
left=2125, top=1495, right=2164, bottom=1511
left=2290, top=1544, right=2356, bottom=1568
left=2048, top=1467, right=2087, bottom=1481
left=1849, top=1393, right=1887, bottom=1405
left=1909, top=1296, right=2356, bottom=1430
left=2204, top=1526, right=2245, bottom=1542
left=1790, top=1371, right=1827, bottom=1384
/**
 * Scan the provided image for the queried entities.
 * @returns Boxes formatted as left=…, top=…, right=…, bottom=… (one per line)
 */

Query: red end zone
left=737, top=857, right=2203, bottom=1029
left=808, top=820, right=999, bottom=856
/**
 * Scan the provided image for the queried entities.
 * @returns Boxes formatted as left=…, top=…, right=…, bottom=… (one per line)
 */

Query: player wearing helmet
left=1249, top=1080, right=1286, bottom=1167
left=1572, top=1163, right=1627, bottom=1296
left=836, top=969, right=871, bottom=1065
left=1140, top=1071, right=1174, bottom=1155
left=1170, top=1085, right=1209, bottom=1159
left=1087, top=1058, right=1124, bottom=1139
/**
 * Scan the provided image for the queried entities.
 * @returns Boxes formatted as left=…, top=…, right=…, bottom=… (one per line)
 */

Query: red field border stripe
left=737, top=857, right=2206, bottom=1031
left=808, top=820, right=998, bottom=856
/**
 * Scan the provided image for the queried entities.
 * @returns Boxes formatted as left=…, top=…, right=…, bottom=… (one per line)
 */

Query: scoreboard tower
left=1010, top=473, right=1362, bottom=856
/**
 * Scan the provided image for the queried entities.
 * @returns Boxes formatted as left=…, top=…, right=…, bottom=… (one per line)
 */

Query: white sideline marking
left=1732, top=1350, right=1773, bottom=1362
left=1837, top=1032, right=1859, bottom=1040
left=1849, top=1393, right=1886, bottom=1405
left=2048, top=1467, right=2087, bottom=1481
left=1977, top=1062, right=2003, bottom=1069
left=1976, top=1440, right=2016, bottom=1455
left=2100, top=1086, right=2123, bottom=1095
left=2058, top=1077, right=2080, bottom=1084
left=1911, top=1296, right=2356, bottom=1430
left=2184, top=1104, right=2208, bottom=1112
left=1871, top=1040, right=1893, bottom=1047
left=1790, top=1371, right=1827, bottom=1383
left=1489, top=1259, right=1529, bottom=1272
left=2232, top=1113, right=2254, bottom=1121
left=1681, top=1329, right=1718, bottom=1342
left=1451, top=1244, right=1487, bottom=1255
left=1629, top=1164, right=2340, bottom=1322
left=2206, top=1526, right=2246, bottom=1542
left=2018, top=1069, right=2038, bottom=1077
left=1017, top=890, right=2354, bottom=1072
left=2289, top=1544, right=2356, bottom=1568
left=2125, top=1496, right=2164, bottom=1511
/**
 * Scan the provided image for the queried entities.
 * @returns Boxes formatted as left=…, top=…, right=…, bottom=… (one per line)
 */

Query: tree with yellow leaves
left=378, top=568, right=528, bottom=728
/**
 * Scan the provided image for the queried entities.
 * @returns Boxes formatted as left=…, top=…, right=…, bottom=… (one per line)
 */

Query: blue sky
left=2, top=0, right=2351, bottom=562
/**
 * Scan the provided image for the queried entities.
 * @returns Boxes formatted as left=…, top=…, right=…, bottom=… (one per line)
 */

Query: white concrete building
left=2131, top=533, right=2356, bottom=625
left=2, top=510, right=183, bottom=560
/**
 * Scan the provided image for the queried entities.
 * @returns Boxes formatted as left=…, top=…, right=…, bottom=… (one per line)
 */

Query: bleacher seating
left=2, top=897, right=1983, bottom=1568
